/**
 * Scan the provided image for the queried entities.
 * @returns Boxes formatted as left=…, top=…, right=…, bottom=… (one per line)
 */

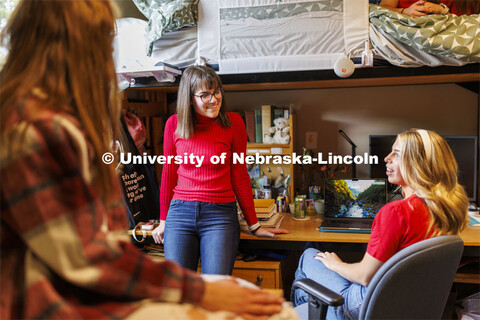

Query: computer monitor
left=369, top=135, right=478, bottom=202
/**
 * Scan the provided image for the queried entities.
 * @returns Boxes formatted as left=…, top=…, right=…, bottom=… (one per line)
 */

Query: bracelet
left=400, top=8, right=405, bottom=14
left=132, top=225, right=146, bottom=243
left=248, top=222, right=261, bottom=235
left=439, top=3, right=449, bottom=15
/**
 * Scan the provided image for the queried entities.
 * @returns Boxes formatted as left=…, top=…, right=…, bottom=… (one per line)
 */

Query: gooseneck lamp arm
left=338, top=130, right=357, bottom=178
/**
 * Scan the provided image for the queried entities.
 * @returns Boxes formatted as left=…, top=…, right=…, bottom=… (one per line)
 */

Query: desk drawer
left=232, top=268, right=278, bottom=288
left=145, top=253, right=282, bottom=288
left=232, top=260, right=281, bottom=289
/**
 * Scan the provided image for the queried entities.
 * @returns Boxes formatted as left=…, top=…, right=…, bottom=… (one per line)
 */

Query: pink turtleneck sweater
left=159, top=112, right=258, bottom=226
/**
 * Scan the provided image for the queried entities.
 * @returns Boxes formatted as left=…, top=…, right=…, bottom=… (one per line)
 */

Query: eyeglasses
left=193, top=88, right=224, bottom=103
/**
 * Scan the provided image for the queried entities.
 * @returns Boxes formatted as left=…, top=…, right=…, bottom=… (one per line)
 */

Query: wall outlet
left=306, top=131, right=318, bottom=149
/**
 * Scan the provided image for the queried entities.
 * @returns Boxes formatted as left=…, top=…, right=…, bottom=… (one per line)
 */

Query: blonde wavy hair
left=0, top=0, right=120, bottom=202
left=396, top=129, right=469, bottom=236
left=175, top=66, right=231, bottom=139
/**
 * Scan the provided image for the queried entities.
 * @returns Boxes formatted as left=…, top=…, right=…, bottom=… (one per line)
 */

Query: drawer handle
left=256, top=276, right=263, bottom=286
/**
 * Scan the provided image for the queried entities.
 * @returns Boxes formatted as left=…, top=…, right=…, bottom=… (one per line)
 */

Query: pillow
left=133, top=0, right=198, bottom=56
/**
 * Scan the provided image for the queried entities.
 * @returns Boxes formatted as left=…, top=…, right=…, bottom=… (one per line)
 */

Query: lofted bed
left=122, top=63, right=479, bottom=93
left=115, top=0, right=480, bottom=89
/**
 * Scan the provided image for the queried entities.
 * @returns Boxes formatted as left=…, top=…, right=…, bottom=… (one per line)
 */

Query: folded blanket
left=133, top=0, right=198, bottom=56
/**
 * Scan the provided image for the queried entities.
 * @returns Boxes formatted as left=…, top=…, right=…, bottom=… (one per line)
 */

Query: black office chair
left=293, top=235, right=464, bottom=320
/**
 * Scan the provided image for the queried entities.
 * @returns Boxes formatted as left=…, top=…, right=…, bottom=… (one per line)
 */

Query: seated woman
left=0, top=1, right=288, bottom=319
left=292, top=129, right=469, bottom=319
left=379, top=0, right=479, bottom=17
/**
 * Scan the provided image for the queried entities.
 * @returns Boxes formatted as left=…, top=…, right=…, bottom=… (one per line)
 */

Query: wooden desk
left=130, top=212, right=480, bottom=247
left=241, top=213, right=369, bottom=244
left=239, top=212, right=480, bottom=285
left=239, top=212, right=480, bottom=252
left=130, top=213, right=480, bottom=285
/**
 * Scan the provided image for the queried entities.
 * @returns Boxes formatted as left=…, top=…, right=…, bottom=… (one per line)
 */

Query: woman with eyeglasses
left=152, top=65, right=288, bottom=274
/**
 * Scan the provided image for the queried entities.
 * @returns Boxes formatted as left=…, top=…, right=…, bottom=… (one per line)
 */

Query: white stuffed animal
left=264, top=117, right=290, bottom=144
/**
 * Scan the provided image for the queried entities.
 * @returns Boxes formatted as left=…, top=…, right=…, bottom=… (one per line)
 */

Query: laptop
left=319, top=179, right=387, bottom=233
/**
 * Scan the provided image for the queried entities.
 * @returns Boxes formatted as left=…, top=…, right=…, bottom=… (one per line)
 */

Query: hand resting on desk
left=254, top=227, right=290, bottom=239
left=152, top=220, right=165, bottom=244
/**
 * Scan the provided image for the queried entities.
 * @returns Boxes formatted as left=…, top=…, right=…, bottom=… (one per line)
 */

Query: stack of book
left=468, top=211, right=480, bottom=227
left=238, top=199, right=284, bottom=231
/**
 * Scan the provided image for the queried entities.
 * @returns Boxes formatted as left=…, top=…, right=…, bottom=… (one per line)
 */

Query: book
left=253, top=199, right=276, bottom=211
left=259, top=212, right=284, bottom=228
left=256, top=209, right=276, bottom=220
left=468, top=214, right=480, bottom=227
left=261, top=105, right=272, bottom=142
left=253, top=199, right=276, bottom=219
left=271, top=105, right=292, bottom=122
left=237, top=199, right=276, bottom=219
left=239, top=212, right=284, bottom=231
left=244, top=110, right=256, bottom=143
left=254, top=109, right=263, bottom=143
left=273, top=107, right=285, bottom=121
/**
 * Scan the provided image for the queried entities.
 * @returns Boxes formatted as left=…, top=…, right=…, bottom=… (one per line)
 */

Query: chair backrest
left=359, top=235, right=464, bottom=320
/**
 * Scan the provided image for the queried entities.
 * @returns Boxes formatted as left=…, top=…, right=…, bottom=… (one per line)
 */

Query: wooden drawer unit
left=232, top=260, right=282, bottom=289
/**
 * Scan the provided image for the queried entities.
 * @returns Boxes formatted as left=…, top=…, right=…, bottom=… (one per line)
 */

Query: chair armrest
left=292, top=279, right=344, bottom=307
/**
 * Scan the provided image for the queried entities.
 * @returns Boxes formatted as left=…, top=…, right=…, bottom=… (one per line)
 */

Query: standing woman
left=0, top=1, right=286, bottom=319
left=292, top=129, right=468, bottom=319
left=152, top=66, right=288, bottom=274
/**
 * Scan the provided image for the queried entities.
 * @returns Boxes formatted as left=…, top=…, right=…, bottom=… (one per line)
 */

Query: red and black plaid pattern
left=1, top=104, right=204, bottom=319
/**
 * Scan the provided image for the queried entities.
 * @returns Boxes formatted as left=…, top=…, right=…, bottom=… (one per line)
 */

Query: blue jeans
left=164, top=200, right=240, bottom=275
left=292, top=248, right=366, bottom=320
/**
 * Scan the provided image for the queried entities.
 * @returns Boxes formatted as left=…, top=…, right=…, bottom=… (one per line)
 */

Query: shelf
left=454, top=273, right=480, bottom=284
left=247, top=115, right=295, bottom=200
left=455, top=259, right=480, bottom=284
left=125, top=64, right=480, bottom=92
left=246, top=144, right=292, bottom=156
left=247, top=143, right=290, bottom=149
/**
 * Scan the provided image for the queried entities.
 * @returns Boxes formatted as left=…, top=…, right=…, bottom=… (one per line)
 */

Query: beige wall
left=226, top=84, right=479, bottom=187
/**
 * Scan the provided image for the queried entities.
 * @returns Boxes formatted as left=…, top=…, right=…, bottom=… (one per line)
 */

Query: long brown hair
left=430, top=0, right=480, bottom=14
left=397, top=129, right=469, bottom=236
left=452, top=0, right=479, bottom=15
left=0, top=0, right=120, bottom=201
left=175, top=66, right=231, bottom=139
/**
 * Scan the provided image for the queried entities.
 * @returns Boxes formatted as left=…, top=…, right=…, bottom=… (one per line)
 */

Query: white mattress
left=114, top=18, right=197, bottom=70
left=199, top=0, right=370, bottom=74
left=151, top=26, right=198, bottom=68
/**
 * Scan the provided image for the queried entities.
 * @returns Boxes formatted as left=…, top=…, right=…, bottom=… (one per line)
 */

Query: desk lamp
left=339, top=129, right=357, bottom=178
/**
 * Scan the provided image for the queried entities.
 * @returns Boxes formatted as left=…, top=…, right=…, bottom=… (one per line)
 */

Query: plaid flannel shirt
left=1, top=100, right=204, bottom=319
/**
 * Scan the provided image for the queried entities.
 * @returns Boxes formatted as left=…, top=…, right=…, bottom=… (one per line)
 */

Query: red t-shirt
left=367, top=195, right=434, bottom=262
left=398, top=0, right=470, bottom=16
left=159, top=112, right=257, bottom=225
